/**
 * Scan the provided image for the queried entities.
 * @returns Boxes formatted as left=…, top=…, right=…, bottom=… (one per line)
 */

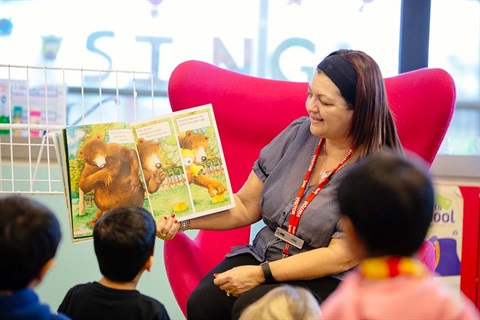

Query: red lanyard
left=282, top=138, right=354, bottom=257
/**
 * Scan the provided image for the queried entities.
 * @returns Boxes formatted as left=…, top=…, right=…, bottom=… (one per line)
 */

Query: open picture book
left=54, top=104, right=235, bottom=242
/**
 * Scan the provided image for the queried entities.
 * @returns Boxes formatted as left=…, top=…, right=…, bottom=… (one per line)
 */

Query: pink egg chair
left=164, top=60, right=455, bottom=316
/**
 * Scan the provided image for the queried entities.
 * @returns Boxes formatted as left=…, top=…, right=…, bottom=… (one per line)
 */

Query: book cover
left=56, top=104, right=235, bottom=242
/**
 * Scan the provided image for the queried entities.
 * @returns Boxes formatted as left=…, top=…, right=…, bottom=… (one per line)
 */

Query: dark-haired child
left=58, top=205, right=170, bottom=320
left=0, top=195, right=70, bottom=319
left=320, top=152, right=479, bottom=319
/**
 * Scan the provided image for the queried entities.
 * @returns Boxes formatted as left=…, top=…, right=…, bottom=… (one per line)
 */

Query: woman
left=156, top=49, right=403, bottom=320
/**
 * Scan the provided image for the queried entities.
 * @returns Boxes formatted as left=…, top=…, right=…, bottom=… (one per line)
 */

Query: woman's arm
left=157, top=171, right=263, bottom=238
left=213, top=236, right=358, bottom=297
left=269, top=236, right=358, bottom=281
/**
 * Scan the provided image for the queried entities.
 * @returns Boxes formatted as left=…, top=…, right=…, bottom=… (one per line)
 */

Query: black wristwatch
left=260, top=261, right=275, bottom=284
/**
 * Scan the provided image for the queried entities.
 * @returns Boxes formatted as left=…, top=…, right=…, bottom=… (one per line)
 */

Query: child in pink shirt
left=320, top=151, right=479, bottom=320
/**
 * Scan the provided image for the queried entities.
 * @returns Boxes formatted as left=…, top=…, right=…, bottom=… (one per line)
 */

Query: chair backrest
left=168, top=61, right=307, bottom=192
left=168, top=60, right=456, bottom=193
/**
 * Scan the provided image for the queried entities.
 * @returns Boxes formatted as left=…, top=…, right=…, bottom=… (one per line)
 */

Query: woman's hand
left=156, top=214, right=181, bottom=240
left=213, top=265, right=264, bottom=297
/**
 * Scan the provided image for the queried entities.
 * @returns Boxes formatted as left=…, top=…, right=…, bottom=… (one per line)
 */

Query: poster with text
left=426, top=183, right=464, bottom=301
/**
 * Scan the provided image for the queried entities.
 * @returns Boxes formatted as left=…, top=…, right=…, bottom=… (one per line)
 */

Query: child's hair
left=337, top=151, right=434, bottom=257
left=0, top=195, right=62, bottom=291
left=239, top=285, right=321, bottom=320
left=93, top=205, right=156, bottom=282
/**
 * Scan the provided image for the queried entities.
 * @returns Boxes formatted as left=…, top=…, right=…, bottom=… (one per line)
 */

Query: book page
left=132, top=114, right=194, bottom=219
left=63, top=122, right=151, bottom=242
left=131, top=103, right=235, bottom=221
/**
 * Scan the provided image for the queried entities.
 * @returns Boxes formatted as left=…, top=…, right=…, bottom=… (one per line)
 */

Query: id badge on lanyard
left=275, top=227, right=304, bottom=249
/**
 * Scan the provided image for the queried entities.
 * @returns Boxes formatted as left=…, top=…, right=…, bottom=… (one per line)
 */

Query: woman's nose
left=306, top=98, right=317, bottom=111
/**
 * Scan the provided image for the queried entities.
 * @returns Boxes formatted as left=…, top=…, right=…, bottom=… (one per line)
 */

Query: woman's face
left=306, top=72, right=354, bottom=141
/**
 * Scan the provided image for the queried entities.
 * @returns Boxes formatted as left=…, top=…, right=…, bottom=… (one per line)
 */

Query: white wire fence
left=0, top=64, right=157, bottom=195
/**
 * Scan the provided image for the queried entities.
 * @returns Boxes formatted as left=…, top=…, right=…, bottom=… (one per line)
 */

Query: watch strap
left=260, top=261, right=275, bottom=284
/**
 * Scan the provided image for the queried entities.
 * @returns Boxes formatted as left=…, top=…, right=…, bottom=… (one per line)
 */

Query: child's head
left=337, top=151, right=434, bottom=258
left=0, top=195, right=62, bottom=291
left=93, top=205, right=156, bottom=282
left=239, top=285, right=321, bottom=320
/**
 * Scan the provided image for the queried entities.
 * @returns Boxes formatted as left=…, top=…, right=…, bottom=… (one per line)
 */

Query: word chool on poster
left=54, top=104, right=235, bottom=242
left=426, top=184, right=464, bottom=301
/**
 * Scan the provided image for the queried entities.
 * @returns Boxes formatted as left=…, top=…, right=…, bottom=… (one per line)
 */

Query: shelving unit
left=0, top=64, right=156, bottom=195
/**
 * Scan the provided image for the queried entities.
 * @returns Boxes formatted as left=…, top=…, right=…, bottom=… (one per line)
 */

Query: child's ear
left=39, top=258, right=55, bottom=280
left=144, top=255, right=154, bottom=272
left=30, top=258, right=55, bottom=288
left=342, top=216, right=366, bottom=259
left=342, top=217, right=356, bottom=239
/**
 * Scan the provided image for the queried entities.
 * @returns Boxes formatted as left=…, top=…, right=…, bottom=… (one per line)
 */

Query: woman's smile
left=310, top=115, right=324, bottom=123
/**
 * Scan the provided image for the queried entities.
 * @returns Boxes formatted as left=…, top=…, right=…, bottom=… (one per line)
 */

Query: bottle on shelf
left=30, top=109, right=42, bottom=137
left=13, top=105, right=23, bottom=136
left=0, top=94, right=10, bottom=135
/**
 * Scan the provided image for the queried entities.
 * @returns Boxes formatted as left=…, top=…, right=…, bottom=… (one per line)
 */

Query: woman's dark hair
left=94, top=205, right=156, bottom=282
left=337, top=151, right=434, bottom=257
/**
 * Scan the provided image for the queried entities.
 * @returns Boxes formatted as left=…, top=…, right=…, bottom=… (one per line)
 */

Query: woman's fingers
left=156, top=214, right=183, bottom=240
left=156, top=214, right=177, bottom=239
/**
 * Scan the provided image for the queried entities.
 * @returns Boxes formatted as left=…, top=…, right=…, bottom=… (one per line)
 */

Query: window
left=429, top=0, right=480, bottom=156
left=0, top=0, right=477, bottom=159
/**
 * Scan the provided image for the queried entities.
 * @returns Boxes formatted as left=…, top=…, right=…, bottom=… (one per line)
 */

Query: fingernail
left=171, top=214, right=175, bottom=218
left=163, top=216, right=168, bottom=220
left=213, top=273, right=219, bottom=277
left=174, top=219, right=178, bottom=224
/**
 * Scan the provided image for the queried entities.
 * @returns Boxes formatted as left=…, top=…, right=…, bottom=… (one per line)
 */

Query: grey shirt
left=227, top=117, right=357, bottom=267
